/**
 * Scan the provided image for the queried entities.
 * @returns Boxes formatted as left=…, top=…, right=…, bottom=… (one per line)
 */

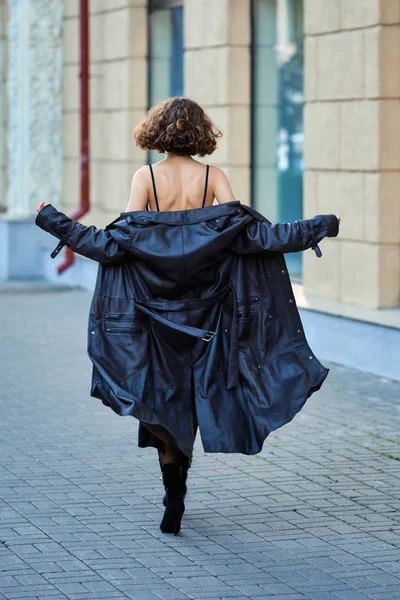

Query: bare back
left=125, top=155, right=236, bottom=213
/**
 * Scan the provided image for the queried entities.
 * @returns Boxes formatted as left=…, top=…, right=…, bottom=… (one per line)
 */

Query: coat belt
left=134, top=285, right=239, bottom=390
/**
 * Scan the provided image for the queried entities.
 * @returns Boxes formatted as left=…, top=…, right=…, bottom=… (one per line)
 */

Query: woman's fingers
left=37, top=201, right=45, bottom=212
left=337, top=215, right=341, bottom=223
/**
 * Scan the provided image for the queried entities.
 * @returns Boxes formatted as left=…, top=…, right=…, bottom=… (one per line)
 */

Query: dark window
left=148, top=0, right=184, bottom=162
left=251, top=0, right=304, bottom=277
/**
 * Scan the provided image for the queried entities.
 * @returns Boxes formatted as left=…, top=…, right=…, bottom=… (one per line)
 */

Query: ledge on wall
left=0, top=216, right=99, bottom=291
left=39, top=241, right=98, bottom=291
left=293, top=283, right=400, bottom=330
left=293, top=283, right=400, bottom=382
left=0, top=217, right=45, bottom=281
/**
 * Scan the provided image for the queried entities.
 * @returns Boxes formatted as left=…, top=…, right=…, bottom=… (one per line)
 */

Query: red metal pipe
left=58, top=0, right=90, bottom=274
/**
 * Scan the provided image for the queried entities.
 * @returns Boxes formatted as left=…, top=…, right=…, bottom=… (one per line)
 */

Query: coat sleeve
left=234, top=214, right=339, bottom=256
left=35, top=204, right=131, bottom=266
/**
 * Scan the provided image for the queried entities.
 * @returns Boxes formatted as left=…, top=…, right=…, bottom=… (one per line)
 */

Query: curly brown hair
left=133, top=97, right=222, bottom=157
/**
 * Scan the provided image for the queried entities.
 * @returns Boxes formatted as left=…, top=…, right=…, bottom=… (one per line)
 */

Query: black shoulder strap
left=202, top=165, right=210, bottom=208
left=149, top=164, right=160, bottom=211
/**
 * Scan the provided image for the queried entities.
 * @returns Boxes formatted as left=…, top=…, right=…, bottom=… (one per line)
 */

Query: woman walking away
left=36, top=96, right=341, bottom=536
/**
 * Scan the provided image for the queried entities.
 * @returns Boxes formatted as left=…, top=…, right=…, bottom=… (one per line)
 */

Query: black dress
left=138, top=163, right=210, bottom=464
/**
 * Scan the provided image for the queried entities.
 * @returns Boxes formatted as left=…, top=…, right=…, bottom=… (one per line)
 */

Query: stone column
left=6, top=0, right=63, bottom=219
left=303, top=0, right=400, bottom=309
left=0, top=0, right=63, bottom=280
left=184, top=0, right=251, bottom=204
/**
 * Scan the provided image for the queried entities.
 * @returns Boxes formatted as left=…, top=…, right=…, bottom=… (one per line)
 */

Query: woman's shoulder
left=131, top=164, right=151, bottom=180
left=208, top=165, right=230, bottom=183
left=188, top=162, right=227, bottom=178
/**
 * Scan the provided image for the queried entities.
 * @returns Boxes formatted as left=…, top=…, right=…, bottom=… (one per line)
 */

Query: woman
left=127, top=99, right=237, bottom=533
left=37, top=96, right=340, bottom=536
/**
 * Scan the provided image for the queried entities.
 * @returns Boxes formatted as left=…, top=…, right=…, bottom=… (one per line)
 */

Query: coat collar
left=119, top=200, right=243, bottom=225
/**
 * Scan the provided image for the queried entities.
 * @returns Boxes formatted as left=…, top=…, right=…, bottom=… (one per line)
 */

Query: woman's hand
left=337, top=215, right=341, bottom=224
left=37, top=201, right=47, bottom=212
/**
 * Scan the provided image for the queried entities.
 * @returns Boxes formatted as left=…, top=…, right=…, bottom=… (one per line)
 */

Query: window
left=251, top=0, right=304, bottom=277
left=148, top=0, right=184, bottom=162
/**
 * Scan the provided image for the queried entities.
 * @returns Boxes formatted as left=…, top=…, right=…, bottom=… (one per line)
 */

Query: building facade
left=0, top=0, right=399, bottom=375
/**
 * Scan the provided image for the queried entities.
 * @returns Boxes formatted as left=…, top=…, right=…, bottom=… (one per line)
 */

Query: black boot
left=160, top=463, right=188, bottom=535
left=159, top=456, right=189, bottom=507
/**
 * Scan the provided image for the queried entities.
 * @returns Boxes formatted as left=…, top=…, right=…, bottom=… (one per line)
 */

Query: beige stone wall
left=184, top=0, right=251, bottom=205
left=60, top=0, right=399, bottom=310
left=62, top=0, right=147, bottom=229
left=62, top=0, right=251, bottom=225
left=303, top=0, right=400, bottom=309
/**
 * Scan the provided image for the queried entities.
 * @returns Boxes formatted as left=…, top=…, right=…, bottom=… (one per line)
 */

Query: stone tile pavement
left=0, top=284, right=400, bottom=600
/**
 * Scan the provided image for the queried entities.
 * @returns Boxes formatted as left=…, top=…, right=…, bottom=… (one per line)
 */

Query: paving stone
left=303, top=593, right=341, bottom=600
left=336, top=592, right=372, bottom=600
left=82, top=579, right=121, bottom=593
left=0, top=586, right=59, bottom=598
left=153, top=590, right=190, bottom=600
left=259, top=581, right=299, bottom=594
left=365, top=572, right=400, bottom=585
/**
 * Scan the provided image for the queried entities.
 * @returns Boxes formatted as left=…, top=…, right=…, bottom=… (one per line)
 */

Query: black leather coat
left=35, top=201, right=339, bottom=457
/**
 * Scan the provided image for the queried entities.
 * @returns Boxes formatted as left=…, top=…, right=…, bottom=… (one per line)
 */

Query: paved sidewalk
left=0, top=285, right=400, bottom=600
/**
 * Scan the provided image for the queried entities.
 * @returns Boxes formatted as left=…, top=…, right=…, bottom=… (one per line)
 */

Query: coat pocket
left=237, top=298, right=275, bottom=367
left=89, top=313, right=148, bottom=385
left=104, top=318, right=144, bottom=334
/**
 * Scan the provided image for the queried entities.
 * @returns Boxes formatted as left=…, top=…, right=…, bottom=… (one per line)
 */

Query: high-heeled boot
left=159, top=463, right=188, bottom=535
left=159, top=456, right=189, bottom=507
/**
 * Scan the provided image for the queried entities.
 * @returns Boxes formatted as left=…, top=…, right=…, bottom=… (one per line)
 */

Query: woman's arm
left=125, top=167, right=149, bottom=212
left=234, top=214, right=340, bottom=255
left=212, top=167, right=236, bottom=204
left=35, top=203, right=132, bottom=265
left=35, top=166, right=150, bottom=263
